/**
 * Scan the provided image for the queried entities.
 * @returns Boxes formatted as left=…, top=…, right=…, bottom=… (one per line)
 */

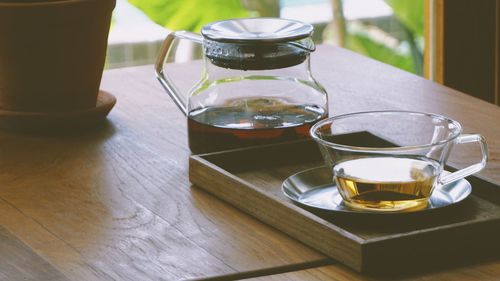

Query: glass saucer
left=282, top=166, right=472, bottom=214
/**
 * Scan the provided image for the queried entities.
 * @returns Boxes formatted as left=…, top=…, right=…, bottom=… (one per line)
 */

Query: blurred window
left=107, top=0, right=423, bottom=75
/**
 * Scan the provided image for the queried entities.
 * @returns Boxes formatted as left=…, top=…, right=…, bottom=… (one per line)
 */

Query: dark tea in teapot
left=188, top=97, right=326, bottom=153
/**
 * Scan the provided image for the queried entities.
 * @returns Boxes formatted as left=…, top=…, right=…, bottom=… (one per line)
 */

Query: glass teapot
left=155, top=18, right=328, bottom=153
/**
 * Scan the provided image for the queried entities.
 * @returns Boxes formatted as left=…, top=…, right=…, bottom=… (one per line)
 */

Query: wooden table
left=0, top=45, right=498, bottom=281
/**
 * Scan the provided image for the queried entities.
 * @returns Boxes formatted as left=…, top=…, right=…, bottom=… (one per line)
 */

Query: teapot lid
left=201, top=18, right=315, bottom=70
left=201, top=18, right=313, bottom=44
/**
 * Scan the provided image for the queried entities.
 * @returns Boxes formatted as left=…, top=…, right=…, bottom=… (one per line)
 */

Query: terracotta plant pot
left=0, top=0, right=116, bottom=112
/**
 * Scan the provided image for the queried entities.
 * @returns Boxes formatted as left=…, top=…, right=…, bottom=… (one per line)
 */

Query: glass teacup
left=310, top=111, right=488, bottom=212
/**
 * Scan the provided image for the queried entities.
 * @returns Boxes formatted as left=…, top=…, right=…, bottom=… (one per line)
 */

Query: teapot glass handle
left=155, top=31, right=203, bottom=116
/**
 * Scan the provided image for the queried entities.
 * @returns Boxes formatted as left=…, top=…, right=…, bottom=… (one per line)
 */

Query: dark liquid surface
left=188, top=99, right=326, bottom=154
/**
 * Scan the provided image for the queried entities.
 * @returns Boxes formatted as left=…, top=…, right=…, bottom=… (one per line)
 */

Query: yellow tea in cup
left=310, top=111, right=488, bottom=212
left=333, top=157, right=439, bottom=211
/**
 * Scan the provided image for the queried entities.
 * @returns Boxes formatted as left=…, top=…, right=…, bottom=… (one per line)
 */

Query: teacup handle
left=438, top=134, right=488, bottom=186
left=155, top=31, right=203, bottom=116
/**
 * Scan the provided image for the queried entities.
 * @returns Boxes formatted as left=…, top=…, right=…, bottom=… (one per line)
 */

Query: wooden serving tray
left=189, top=133, right=500, bottom=273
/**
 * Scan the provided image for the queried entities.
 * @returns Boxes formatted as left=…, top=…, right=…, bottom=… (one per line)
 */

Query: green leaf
left=384, top=0, right=424, bottom=37
left=128, top=0, right=250, bottom=32
left=346, top=32, right=415, bottom=73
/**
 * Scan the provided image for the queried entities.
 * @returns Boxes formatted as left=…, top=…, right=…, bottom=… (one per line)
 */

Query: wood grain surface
left=0, top=225, right=68, bottom=281
left=0, top=45, right=498, bottom=280
left=0, top=60, right=325, bottom=280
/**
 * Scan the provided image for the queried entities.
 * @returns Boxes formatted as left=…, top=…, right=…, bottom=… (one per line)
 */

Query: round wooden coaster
left=0, top=90, right=116, bottom=132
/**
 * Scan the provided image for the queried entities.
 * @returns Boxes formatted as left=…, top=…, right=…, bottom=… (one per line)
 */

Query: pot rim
left=0, top=0, right=115, bottom=8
